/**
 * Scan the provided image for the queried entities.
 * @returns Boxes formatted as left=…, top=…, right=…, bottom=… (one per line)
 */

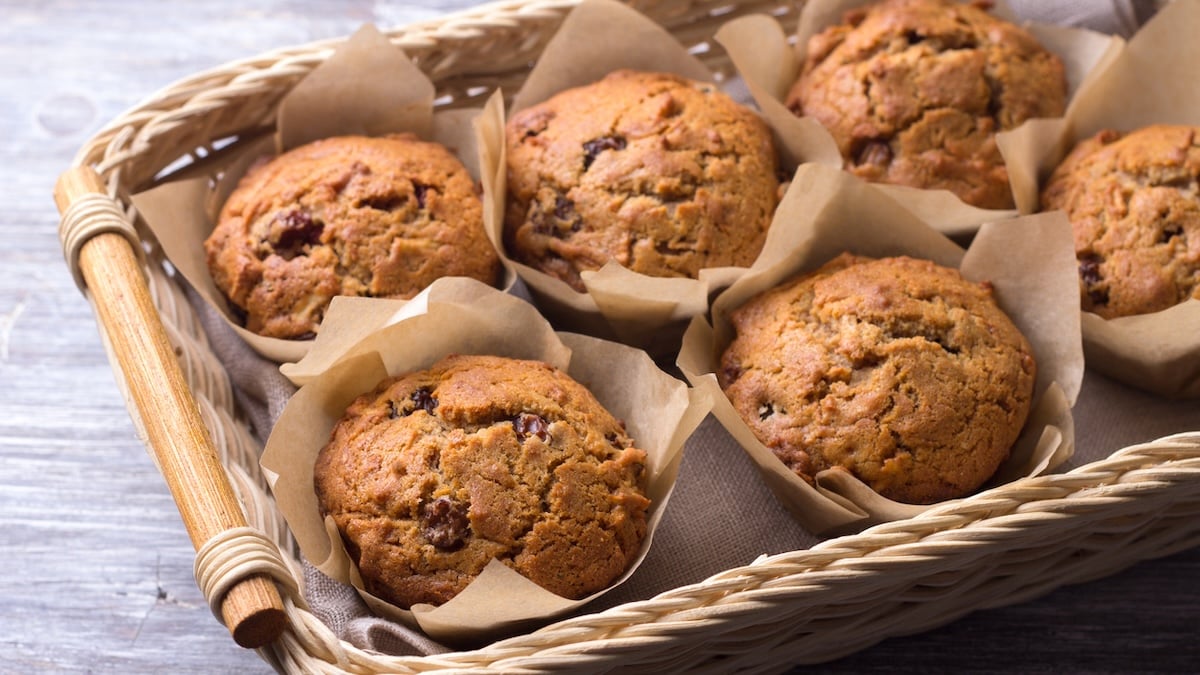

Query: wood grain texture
left=54, top=167, right=285, bottom=649
left=1, top=1, right=1196, bottom=674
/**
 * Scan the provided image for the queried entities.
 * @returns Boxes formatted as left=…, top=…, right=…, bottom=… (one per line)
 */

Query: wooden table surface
left=3, top=1, right=1197, bottom=673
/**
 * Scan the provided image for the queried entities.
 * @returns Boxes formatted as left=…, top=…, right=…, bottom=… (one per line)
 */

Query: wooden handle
left=54, top=166, right=286, bottom=649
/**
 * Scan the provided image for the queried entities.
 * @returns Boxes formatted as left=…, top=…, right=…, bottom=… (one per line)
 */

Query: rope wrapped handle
left=54, top=166, right=288, bottom=649
left=58, top=192, right=145, bottom=292
left=195, top=528, right=301, bottom=621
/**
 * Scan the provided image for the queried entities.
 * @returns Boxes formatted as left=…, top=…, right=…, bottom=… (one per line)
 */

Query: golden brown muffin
left=1040, top=125, right=1200, bottom=318
left=313, top=354, right=650, bottom=608
left=205, top=134, right=500, bottom=339
left=718, top=253, right=1036, bottom=504
left=505, top=69, right=781, bottom=291
left=786, top=0, right=1067, bottom=209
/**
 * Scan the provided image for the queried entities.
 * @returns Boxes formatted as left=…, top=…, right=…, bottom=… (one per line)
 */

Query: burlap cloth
left=186, top=0, right=1189, bottom=657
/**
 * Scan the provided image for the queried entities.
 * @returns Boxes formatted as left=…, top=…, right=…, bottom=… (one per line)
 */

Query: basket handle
left=53, top=166, right=287, bottom=649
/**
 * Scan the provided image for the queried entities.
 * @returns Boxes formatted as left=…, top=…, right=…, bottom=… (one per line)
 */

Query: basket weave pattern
left=60, top=0, right=1200, bottom=672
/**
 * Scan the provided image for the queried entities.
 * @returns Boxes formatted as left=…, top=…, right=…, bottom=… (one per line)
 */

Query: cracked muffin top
left=718, top=253, right=1036, bottom=504
left=785, top=0, right=1066, bottom=210
left=313, top=354, right=650, bottom=608
left=205, top=134, right=500, bottom=340
left=504, top=69, right=781, bottom=292
left=1040, top=124, right=1200, bottom=318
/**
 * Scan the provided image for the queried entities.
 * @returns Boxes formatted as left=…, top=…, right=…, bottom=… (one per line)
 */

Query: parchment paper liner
left=713, top=0, right=1121, bottom=236
left=678, top=162, right=1085, bottom=535
left=475, top=0, right=787, bottom=355
left=260, top=276, right=710, bottom=644
left=1002, top=0, right=1200, bottom=399
left=130, top=23, right=517, bottom=364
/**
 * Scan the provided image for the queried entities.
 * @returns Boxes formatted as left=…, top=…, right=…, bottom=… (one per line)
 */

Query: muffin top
left=719, top=253, right=1037, bottom=504
left=205, top=134, right=499, bottom=339
left=1040, top=124, right=1200, bottom=318
left=313, top=354, right=650, bottom=608
left=505, top=69, right=780, bottom=291
left=786, top=0, right=1067, bottom=209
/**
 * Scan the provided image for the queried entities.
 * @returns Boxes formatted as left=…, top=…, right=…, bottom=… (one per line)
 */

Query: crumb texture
left=205, top=134, right=499, bottom=339
left=314, top=354, right=650, bottom=607
left=505, top=69, right=780, bottom=291
left=1041, top=124, right=1200, bottom=318
left=719, top=253, right=1036, bottom=504
left=787, top=0, right=1067, bottom=209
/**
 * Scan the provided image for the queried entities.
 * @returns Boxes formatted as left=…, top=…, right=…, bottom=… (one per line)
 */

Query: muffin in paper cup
left=1007, top=0, right=1200, bottom=398
left=261, top=277, right=709, bottom=644
left=679, top=162, right=1084, bottom=535
left=714, top=0, right=1120, bottom=236
left=130, top=24, right=518, bottom=364
left=475, top=0, right=792, bottom=357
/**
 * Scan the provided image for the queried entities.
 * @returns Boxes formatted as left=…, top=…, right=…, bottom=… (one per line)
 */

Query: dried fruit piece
left=413, top=181, right=430, bottom=209
left=532, top=194, right=582, bottom=237
left=271, top=209, right=323, bottom=260
left=420, top=497, right=470, bottom=551
left=512, top=412, right=551, bottom=442
left=411, top=387, right=438, bottom=415
left=582, top=135, right=627, bottom=170
left=1078, top=254, right=1109, bottom=307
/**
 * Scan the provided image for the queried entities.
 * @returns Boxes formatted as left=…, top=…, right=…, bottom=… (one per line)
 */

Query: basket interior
left=66, top=0, right=1200, bottom=671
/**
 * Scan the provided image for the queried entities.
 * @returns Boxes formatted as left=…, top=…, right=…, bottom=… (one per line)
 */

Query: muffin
left=505, top=69, right=781, bottom=292
left=718, top=253, right=1037, bottom=504
left=785, top=0, right=1067, bottom=209
left=1040, top=125, right=1200, bottom=318
left=312, top=354, right=650, bottom=608
left=205, top=134, right=500, bottom=339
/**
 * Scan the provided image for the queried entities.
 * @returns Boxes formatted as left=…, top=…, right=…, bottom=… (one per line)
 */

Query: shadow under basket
left=53, top=0, right=1200, bottom=672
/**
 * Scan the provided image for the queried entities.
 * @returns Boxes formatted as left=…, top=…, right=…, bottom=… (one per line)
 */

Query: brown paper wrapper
left=129, top=24, right=516, bottom=364
left=715, top=0, right=1120, bottom=236
left=476, top=0, right=779, bottom=356
left=1004, top=0, right=1200, bottom=398
left=261, top=277, right=710, bottom=644
left=678, top=162, right=1084, bottom=535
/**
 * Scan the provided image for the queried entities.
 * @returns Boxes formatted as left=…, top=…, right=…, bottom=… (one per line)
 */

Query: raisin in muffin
left=786, top=0, right=1067, bottom=209
left=718, top=253, right=1036, bottom=504
left=205, top=134, right=500, bottom=339
left=1040, top=125, right=1200, bottom=318
left=313, top=354, right=650, bottom=608
left=505, top=69, right=780, bottom=292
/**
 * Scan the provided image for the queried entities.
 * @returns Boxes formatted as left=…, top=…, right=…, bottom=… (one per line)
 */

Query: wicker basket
left=54, top=0, right=1200, bottom=672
